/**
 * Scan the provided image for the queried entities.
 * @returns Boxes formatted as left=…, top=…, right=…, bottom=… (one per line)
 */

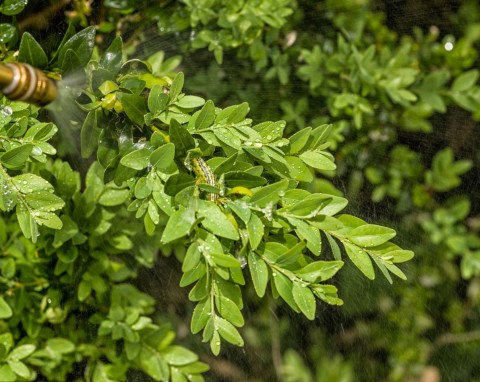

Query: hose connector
left=0, top=63, right=57, bottom=106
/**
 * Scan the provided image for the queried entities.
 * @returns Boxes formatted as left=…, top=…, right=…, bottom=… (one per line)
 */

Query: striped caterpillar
left=191, top=157, right=218, bottom=202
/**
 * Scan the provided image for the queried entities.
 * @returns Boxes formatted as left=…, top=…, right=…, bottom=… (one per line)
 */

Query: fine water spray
left=0, top=62, right=57, bottom=106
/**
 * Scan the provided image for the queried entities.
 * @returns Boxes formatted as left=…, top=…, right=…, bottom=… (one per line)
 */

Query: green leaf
left=289, top=218, right=321, bottom=255
left=169, top=119, right=195, bottom=156
left=344, top=242, right=375, bottom=280
left=58, top=26, right=95, bottom=67
left=288, top=127, right=311, bottom=154
left=296, top=260, right=344, bottom=282
left=98, top=188, right=130, bottom=206
left=214, top=127, right=242, bottom=149
left=249, top=179, right=289, bottom=207
left=61, top=48, right=81, bottom=75
left=216, top=317, right=244, bottom=346
left=18, top=32, right=48, bottom=68
left=210, top=252, right=241, bottom=268
left=81, top=110, right=100, bottom=158
left=224, top=172, right=267, bottom=188
left=176, top=95, right=205, bottom=109
left=452, top=70, right=479, bottom=92
left=198, top=201, right=239, bottom=240
left=0, top=297, right=12, bottom=318
left=100, top=36, right=123, bottom=72
left=116, top=93, right=148, bottom=126
left=8, top=361, right=30, bottom=379
left=164, top=173, right=196, bottom=196
left=247, top=213, right=264, bottom=250
left=299, top=150, right=336, bottom=171
left=46, top=338, right=75, bottom=354
left=8, top=344, right=35, bottom=360
left=0, top=24, right=16, bottom=44
left=273, top=272, right=299, bottom=312
left=216, top=296, right=244, bottom=327
left=12, top=174, right=52, bottom=193
left=389, top=250, right=414, bottom=263
left=0, top=364, right=15, bottom=381
left=161, top=206, right=196, bottom=243
left=292, top=282, right=316, bottom=320
left=347, top=224, right=396, bottom=247
left=227, top=102, right=250, bottom=124
left=170, top=72, right=184, bottom=100
left=148, top=85, right=170, bottom=114
left=1, top=144, right=33, bottom=169
left=248, top=251, right=268, bottom=297
left=195, top=100, right=216, bottom=130
left=25, top=191, right=64, bottom=211
left=162, top=346, right=198, bottom=366
left=191, top=299, right=211, bottom=334
left=285, top=156, right=313, bottom=182
left=0, top=0, right=27, bottom=16
left=120, top=148, right=151, bottom=170
left=150, top=143, right=175, bottom=169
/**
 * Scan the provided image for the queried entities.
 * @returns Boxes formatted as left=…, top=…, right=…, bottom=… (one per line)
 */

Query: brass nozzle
left=0, top=63, right=57, bottom=106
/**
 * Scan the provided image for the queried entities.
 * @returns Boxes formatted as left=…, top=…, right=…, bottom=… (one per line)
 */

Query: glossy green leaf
left=8, top=344, right=35, bottom=360
left=299, top=150, right=336, bottom=171
left=224, top=172, right=266, bottom=188
left=116, top=93, right=148, bottom=126
left=216, top=296, right=244, bottom=327
left=98, top=188, right=130, bottom=206
left=161, top=206, right=196, bottom=243
left=148, top=85, right=170, bottom=114
left=247, top=213, right=264, bottom=250
left=288, top=127, right=312, bottom=154
left=162, top=346, right=198, bottom=366
left=150, top=143, right=175, bottom=169
left=61, top=48, right=81, bottom=75
left=1, top=144, right=33, bottom=169
left=8, top=361, right=30, bottom=379
left=347, top=224, right=396, bottom=247
left=195, top=100, right=216, bottom=130
left=0, top=24, right=16, bottom=44
left=100, top=36, right=123, bottom=72
left=0, top=364, right=15, bottom=381
left=24, top=191, right=64, bottom=211
left=0, top=0, right=27, bottom=15
left=292, top=282, right=316, bottom=320
left=273, top=272, right=299, bottom=312
left=18, top=32, right=48, bottom=68
left=0, top=297, right=12, bottom=319
left=198, top=201, right=239, bottom=240
left=169, top=119, right=195, bottom=156
left=164, top=173, right=196, bottom=196
left=452, top=70, right=478, bottom=92
left=170, top=72, right=184, bottom=100
left=191, top=299, right=211, bottom=334
left=248, top=251, right=268, bottom=297
left=296, top=260, right=344, bottom=282
left=249, top=179, right=289, bottom=207
left=216, top=317, right=244, bottom=346
left=81, top=110, right=100, bottom=158
left=58, top=26, right=95, bottom=67
left=176, top=95, right=205, bottom=109
left=344, top=242, right=375, bottom=280
left=120, top=148, right=151, bottom=170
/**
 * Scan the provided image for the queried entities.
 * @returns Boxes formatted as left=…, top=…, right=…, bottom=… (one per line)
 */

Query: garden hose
left=0, top=62, right=57, bottom=106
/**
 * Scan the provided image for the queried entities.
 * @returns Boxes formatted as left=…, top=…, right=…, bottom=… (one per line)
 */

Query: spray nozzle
left=0, top=63, right=57, bottom=106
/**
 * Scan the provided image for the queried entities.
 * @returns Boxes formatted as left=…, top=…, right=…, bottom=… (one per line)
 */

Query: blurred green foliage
left=0, top=0, right=479, bottom=381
